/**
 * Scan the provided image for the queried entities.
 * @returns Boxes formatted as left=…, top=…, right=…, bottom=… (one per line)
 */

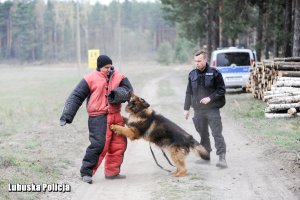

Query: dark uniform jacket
left=184, top=63, right=226, bottom=110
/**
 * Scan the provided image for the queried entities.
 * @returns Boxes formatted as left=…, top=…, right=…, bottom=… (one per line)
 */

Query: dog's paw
left=173, top=170, right=187, bottom=177
left=170, top=170, right=178, bottom=176
left=110, top=125, right=121, bottom=134
left=110, top=125, right=117, bottom=132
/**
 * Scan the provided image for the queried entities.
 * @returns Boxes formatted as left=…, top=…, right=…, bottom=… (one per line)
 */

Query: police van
left=210, top=47, right=255, bottom=91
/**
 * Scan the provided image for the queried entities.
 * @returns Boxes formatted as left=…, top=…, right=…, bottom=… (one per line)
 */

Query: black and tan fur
left=110, top=94, right=209, bottom=177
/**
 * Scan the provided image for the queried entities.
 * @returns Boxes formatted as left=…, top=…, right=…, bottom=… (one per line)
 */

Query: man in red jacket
left=60, top=55, right=133, bottom=184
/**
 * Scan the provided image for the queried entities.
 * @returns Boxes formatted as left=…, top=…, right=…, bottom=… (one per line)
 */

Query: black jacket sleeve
left=184, top=77, right=192, bottom=110
left=60, top=79, right=90, bottom=124
left=119, top=77, right=133, bottom=92
left=108, top=77, right=133, bottom=104
left=209, top=72, right=226, bottom=102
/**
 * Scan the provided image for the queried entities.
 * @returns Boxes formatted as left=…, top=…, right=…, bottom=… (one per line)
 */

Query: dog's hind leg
left=169, top=148, right=187, bottom=177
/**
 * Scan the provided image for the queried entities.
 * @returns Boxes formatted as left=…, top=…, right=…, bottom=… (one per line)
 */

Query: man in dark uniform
left=184, top=50, right=227, bottom=168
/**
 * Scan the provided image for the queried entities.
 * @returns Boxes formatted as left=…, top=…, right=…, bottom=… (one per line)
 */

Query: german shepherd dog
left=110, top=94, right=209, bottom=177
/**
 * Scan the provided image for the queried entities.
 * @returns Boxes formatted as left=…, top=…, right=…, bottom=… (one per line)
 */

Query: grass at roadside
left=157, top=79, right=175, bottom=97
left=0, top=63, right=170, bottom=200
left=223, top=91, right=300, bottom=151
left=0, top=67, right=84, bottom=200
left=152, top=175, right=211, bottom=200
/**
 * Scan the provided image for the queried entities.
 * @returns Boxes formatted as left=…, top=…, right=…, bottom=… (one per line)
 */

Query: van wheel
left=242, top=87, right=247, bottom=93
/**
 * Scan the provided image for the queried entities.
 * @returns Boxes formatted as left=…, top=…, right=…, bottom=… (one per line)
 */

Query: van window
left=216, top=52, right=250, bottom=67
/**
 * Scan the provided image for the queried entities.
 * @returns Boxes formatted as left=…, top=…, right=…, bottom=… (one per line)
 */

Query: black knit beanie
left=97, top=55, right=112, bottom=70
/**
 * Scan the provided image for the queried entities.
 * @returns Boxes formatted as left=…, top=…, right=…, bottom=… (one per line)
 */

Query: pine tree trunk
left=293, top=0, right=300, bottom=56
left=278, top=71, right=300, bottom=77
left=265, top=102, right=300, bottom=112
left=213, top=1, right=220, bottom=49
left=6, top=6, right=12, bottom=58
left=283, top=0, right=292, bottom=57
left=219, top=0, right=224, bottom=48
left=207, top=4, right=213, bottom=61
left=256, top=0, right=264, bottom=61
left=265, top=113, right=300, bottom=118
left=267, top=95, right=300, bottom=104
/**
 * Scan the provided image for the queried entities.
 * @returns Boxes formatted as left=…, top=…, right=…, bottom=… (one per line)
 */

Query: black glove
left=59, top=115, right=69, bottom=126
left=108, top=87, right=130, bottom=104
left=60, top=119, right=67, bottom=126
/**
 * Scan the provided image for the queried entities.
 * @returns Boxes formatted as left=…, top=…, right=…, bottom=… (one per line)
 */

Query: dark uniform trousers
left=193, top=108, right=226, bottom=155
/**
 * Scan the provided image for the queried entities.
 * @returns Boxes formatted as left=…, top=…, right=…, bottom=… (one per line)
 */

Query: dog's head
left=125, top=93, right=150, bottom=114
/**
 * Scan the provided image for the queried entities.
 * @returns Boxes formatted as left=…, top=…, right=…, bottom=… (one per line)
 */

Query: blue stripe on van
left=217, top=66, right=250, bottom=73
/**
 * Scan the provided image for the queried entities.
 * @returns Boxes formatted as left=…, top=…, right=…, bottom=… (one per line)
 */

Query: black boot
left=82, top=176, right=93, bottom=184
left=216, top=153, right=227, bottom=168
left=105, top=174, right=126, bottom=180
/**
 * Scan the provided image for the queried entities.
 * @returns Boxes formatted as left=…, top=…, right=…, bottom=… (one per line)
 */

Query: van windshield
left=216, top=52, right=250, bottom=67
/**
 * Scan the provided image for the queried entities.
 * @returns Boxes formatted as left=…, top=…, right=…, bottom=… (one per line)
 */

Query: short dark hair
left=194, top=50, right=207, bottom=59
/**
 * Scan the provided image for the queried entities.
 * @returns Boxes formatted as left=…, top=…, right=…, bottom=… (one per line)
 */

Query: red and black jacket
left=60, top=70, right=133, bottom=124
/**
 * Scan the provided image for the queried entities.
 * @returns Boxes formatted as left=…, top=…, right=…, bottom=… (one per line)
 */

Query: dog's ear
left=129, top=91, right=137, bottom=102
left=129, top=91, right=135, bottom=98
left=140, top=98, right=150, bottom=108
left=143, top=102, right=150, bottom=108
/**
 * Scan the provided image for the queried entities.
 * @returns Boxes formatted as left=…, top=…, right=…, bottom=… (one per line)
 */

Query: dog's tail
left=191, top=143, right=210, bottom=160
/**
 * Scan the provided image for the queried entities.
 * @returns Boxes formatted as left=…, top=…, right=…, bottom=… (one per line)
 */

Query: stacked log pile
left=246, top=60, right=276, bottom=99
left=247, top=57, right=300, bottom=118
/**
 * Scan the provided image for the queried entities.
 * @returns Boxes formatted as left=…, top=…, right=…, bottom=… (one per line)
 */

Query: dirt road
left=43, top=67, right=300, bottom=200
